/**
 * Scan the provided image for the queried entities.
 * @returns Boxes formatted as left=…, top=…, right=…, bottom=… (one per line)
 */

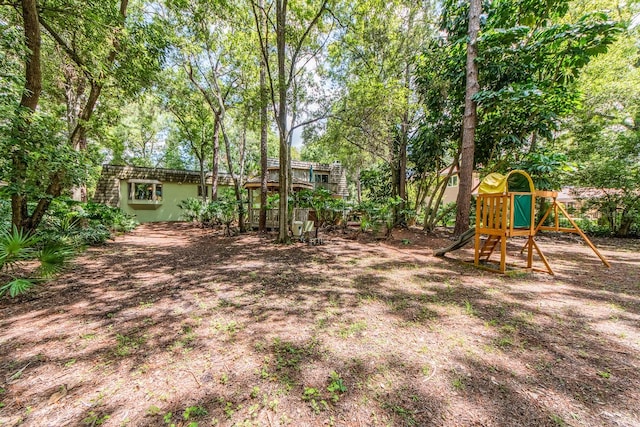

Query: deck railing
left=249, top=208, right=309, bottom=229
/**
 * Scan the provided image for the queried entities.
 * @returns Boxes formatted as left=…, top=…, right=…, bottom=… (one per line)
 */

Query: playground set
left=436, top=170, right=610, bottom=275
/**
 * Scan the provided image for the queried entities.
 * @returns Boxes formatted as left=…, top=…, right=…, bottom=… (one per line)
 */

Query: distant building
left=435, top=167, right=481, bottom=205
left=243, top=158, right=348, bottom=228
left=93, top=164, right=233, bottom=223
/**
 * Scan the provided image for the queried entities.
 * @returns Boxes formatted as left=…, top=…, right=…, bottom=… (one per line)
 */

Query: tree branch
left=38, top=16, right=92, bottom=80
left=288, top=0, right=328, bottom=85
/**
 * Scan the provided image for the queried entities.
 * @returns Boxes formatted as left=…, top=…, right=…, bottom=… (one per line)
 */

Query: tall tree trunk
left=356, top=167, right=362, bottom=204
left=237, top=115, right=249, bottom=232
left=69, top=81, right=101, bottom=201
left=397, top=12, right=414, bottom=226
left=211, top=115, right=220, bottom=201
left=199, top=156, right=207, bottom=203
left=11, top=0, right=42, bottom=231
left=220, top=120, right=244, bottom=232
left=258, top=0, right=268, bottom=232
left=453, top=0, right=481, bottom=236
left=276, top=0, right=290, bottom=243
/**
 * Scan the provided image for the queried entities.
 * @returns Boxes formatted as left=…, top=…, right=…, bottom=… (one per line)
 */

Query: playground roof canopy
left=479, top=170, right=535, bottom=194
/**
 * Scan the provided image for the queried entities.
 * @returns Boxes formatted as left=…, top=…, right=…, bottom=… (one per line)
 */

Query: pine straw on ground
left=1, top=223, right=639, bottom=427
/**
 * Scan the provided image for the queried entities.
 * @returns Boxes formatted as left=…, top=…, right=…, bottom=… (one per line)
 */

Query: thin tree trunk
left=453, top=0, right=481, bottom=236
left=276, top=0, right=290, bottom=243
left=11, top=0, right=42, bottom=230
left=356, top=167, right=362, bottom=204
left=237, top=115, right=249, bottom=232
left=258, top=0, right=269, bottom=232
left=211, top=115, right=220, bottom=201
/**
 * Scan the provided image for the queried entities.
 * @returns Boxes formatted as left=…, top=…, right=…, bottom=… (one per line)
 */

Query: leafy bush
left=437, top=202, right=457, bottom=227
left=39, top=199, right=137, bottom=247
left=178, top=198, right=205, bottom=222
left=294, top=188, right=347, bottom=226
left=355, top=196, right=403, bottom=235
left=0, top=198, right=10, bottom=231
left=179, top=191, right=238, bottom=230
left=82, top=202, right=138, bottom=233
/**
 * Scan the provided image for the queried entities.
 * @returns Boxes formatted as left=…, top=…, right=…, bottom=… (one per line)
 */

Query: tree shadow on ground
left=0, top=223, right=638, bottom=426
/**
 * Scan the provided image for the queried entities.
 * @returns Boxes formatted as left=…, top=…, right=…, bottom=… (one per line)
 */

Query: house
left=243, top=158, right=348, bottom=228
left=437, top=167, right=481, bottom=205
left=92, top=164, right=233, bottom=223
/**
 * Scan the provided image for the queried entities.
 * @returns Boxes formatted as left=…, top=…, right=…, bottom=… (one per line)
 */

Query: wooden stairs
left=478, top=235, right=501, bottom=261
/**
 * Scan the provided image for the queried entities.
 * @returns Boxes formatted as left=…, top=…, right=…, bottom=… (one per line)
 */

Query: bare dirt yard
left=1, top=223, right=639, bottom=427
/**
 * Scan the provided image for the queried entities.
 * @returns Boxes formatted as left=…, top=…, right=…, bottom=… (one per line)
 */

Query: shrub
left=178, top=198, right=204, bottom=222
left=293, top=188, right=348, bottom=226
left=179, top=191, right=238, bottom=231
left=0, top=226, right=74, bottom=298
left=39, top=199, right=137, bottom=247
left=355, top=196, right=403, bottom=235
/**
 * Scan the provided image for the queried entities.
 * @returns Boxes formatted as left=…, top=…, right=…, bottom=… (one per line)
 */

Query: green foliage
left=37, top=200, right=137, bottom=247
left=356, top=196, right=403, bottom=234
left=293, top=188, right=347, bottom=225
left=0, top=279, right=34, bottom=299
left=0, top=226, right=74, bottom=298
left=414, top=0, right=621, bottom=169
left=360, top=165, right=393, bottom=203
left=179, top=190, right=238, bottom=228
left=183, top=405, right=208, bottom=420
left=563, top=12, right=640, bottom=237
left=326, top=371, right=347, bottom=402
left=436, top=202, right=457, bottom=227
left=178, top=198, right=205, bottom=222
left=515, top=151, right=576, bottom=191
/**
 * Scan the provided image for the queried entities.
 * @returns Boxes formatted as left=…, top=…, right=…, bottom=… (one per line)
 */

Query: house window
left=447, top=175, right=459, bottom=187
left=315, top=174, right=329, bottom=183
left=128, top=181, right=163, bottom=202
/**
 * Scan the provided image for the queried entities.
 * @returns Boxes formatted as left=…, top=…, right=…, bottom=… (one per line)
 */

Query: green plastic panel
left=513, top=194, right=532, bottom=228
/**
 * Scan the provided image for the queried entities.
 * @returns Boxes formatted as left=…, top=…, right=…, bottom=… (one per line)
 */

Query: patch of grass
left=452, top=376, right=466, bottom=390
left=114, top=333, right=146, bottom=357
left=597, top=369, right=611, bottom=379
left=81, top=333, right=97, bottom=340
left=463, top=300, right=475, bottom=316
left=250, top=386, right=260, bottom=399
left=421, top=365, right=432, bottom=377
left=183, top=405, right=208, bottom=420
left=356, top=292, right=378, bottom=304
left=219, top=373, right=229, bottom=385
left=212, top=319, right=240, bottom=337
left=272, top=337, right=319, bottom=372
left=302, top=387, right=328, bottom=414
left=549, top=413, right=566, bottom=426
left=389, top=297, right=409, bottom=311
left=163, top=412, right=173, bottom=424
left=496, top=337, right=513, bottom=348
left=171, top=324, right=197, bottom=353
left=138, top=300, right=154, bottom=309
left=338, top=320, right=367, bottom=338
left=381, top=402, right=416, bottom=426
left=146, top=405, right=162, bottom=415
left=82, top=411, right=110, bottom=426
left=64, top=359, right=76, bottom=367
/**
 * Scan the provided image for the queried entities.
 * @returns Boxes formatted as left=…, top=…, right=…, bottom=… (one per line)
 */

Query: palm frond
left=0, top=226, right=39, bottom=270
left=37, top=245, right=75, bottom=278
left=0, top=278, right=35, bottom=298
